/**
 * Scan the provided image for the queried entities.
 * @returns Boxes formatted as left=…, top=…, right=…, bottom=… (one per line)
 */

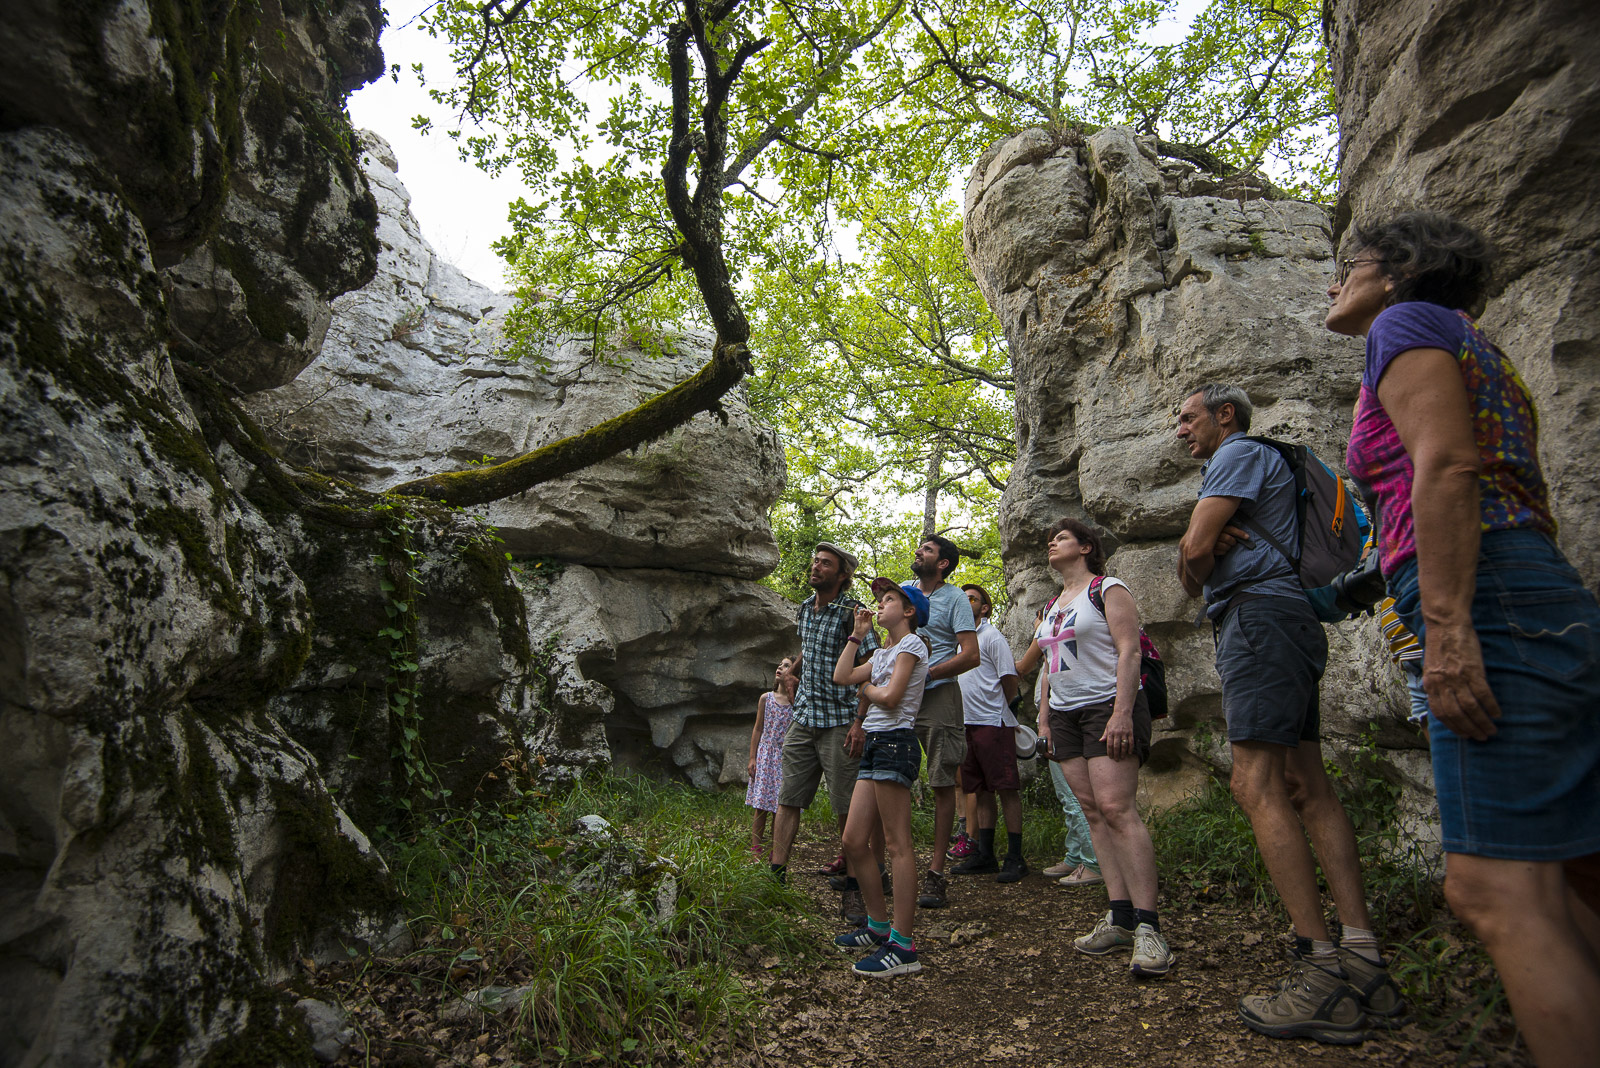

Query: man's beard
left=910, top=557, right=937, bottom=580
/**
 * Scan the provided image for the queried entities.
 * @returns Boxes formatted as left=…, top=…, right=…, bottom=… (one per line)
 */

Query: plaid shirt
left=793, top=591, right=880, bottom=729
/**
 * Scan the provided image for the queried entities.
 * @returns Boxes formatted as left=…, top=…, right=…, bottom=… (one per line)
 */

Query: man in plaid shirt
left=770, top=542, right=877, bottom=917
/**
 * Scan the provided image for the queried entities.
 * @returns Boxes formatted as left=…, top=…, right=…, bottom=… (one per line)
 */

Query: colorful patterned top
left=1346, top=302, right=1556, bottom=576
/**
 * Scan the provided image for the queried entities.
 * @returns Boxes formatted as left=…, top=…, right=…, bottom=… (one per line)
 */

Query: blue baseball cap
left=869, top=577, right=930, bottom=628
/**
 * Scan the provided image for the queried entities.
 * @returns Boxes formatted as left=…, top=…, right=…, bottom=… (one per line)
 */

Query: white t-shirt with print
left=861, top=633, right=930, bottom=732
left=958, top=621, right=1019, bottom=727
left=1035, top=577, right=1139, bottom=710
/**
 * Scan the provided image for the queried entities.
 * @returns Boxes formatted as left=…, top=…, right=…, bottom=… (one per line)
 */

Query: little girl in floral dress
left=746, top=656, right=798, bottom=860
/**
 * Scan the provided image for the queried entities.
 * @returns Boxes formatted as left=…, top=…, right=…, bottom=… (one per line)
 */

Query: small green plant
left=388, top=305, right=426, bottom=340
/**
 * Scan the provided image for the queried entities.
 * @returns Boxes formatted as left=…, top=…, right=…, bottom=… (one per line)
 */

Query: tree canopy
left=400, top=0, right=1334, bottom=573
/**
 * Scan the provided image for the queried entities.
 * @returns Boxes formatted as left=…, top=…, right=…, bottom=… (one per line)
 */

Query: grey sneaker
left=1336, top=948, right=1408, bottom=1028
left=1073, top=911, right=1136, bottom=955
left=1238, top=958, right=1368, bottom=1044
left=916, top=869, right=949, bottom=909
left=1129, top=923, right=1173, bottom=977
left=840, top=886, right=866, bottom=926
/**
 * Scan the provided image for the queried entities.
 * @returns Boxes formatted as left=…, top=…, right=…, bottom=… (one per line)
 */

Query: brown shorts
left=960, top=724, right=1020, bottom=793
left=1047, top=689, right=1152, bottom=765
left=916, top=684, right=966, bottom=789
left=776, top=723, right=861, bottom=816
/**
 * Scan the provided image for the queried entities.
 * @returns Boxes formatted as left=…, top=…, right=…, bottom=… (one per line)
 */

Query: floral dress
left=745, top=692, right=793, bottom=813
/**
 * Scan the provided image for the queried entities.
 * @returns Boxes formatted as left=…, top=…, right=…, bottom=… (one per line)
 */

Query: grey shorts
left=916, top=683, right=966, bottom=789
left=776, top=722, right=860, bottom=816
left=1215, top=595, right=1328, bottom=747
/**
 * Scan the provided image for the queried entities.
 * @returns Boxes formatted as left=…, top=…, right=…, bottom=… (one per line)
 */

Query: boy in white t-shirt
left=830, top=577, right=931, bottom=977
left=952, top=583, right=1027, bottom=882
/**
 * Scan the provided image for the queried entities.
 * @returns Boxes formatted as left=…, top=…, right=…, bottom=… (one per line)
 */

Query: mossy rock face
left=0, top=5, right=394, bottom=1062
left=264, top=507, right=545, bottom=826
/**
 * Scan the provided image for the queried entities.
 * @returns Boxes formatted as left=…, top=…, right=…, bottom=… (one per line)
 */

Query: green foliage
left=423, top=0, right=1334, bottom=350
left=382, top=774, right=821, bottom=1062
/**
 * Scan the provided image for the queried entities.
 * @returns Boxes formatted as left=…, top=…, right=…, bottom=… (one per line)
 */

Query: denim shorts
left=1214, top=595, right=1328, bottom=747
left=858, top=728, right=921, bottom=789
left=1389, top=529, right=1600, bottom=861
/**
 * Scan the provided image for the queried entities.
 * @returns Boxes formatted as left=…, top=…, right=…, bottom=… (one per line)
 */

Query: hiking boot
left=840, top=887, right=866, bottom=926
left=951, top=853, right=999, bottom=875
left=833, top=925, right=888, bottom=950
left=1336, top=948, right=1408, bottom=1028
left=828, top=874, right=848, bottom=891
left=916, top=869, right=949, bottom=909
left=946, top=833, right=976, bottom=861
left=1238, top=958, right=1368, bottom=1045
left=852, top=942, right=922, bottom=978
left=1130, top=923, right=1174, bottom=977
left=819, top=851, right=848, bottom=877
left=996, top=856, right=1028, bottom=884
left=1042, top=859, right=1077, bottom=878
left=1073, top=911, right=1135, bottom=955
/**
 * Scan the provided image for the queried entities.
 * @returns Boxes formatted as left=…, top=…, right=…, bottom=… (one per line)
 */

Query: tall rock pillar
left=963, top=127, right=1431, bottom=815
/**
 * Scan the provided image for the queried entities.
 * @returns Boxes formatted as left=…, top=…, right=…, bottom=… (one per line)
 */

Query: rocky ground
left=751, top=837, right=1529, bottom=1068
left=321, top=821, right=1530, bottom=1067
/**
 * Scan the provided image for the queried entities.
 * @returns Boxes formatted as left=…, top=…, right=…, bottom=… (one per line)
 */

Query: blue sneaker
left=852, top=942, right=922, bottom=977
left=833, top=925, right=888, bottom=950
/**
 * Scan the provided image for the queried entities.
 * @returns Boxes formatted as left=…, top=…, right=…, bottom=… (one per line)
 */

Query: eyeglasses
left=1336, top=256, right=1386, bottom=285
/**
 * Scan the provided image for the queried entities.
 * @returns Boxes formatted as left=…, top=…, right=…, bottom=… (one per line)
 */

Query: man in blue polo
left=770, top=542, right=877, bottom=920
left=908, top=534, right=979, bottom=908
left=1177, top=382, right=1396, bottom=1041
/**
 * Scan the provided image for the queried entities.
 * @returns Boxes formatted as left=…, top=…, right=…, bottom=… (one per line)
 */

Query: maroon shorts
left=959, top=724, right=1020, bottom=793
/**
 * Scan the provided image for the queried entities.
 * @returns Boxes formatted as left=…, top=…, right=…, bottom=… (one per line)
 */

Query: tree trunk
left=921, top=435, right=945, bottom=540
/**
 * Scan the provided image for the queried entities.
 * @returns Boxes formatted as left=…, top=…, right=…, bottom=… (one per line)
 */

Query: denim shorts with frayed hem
left=1390, top=529, right=1600, bottom=861
left=858, top=728, right=921, bottom=789
left=1214, top=595, right=1328, bottom=747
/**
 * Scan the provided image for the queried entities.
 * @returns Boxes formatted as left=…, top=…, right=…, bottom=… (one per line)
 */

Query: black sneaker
left=996, top=856, right=1028, bottom=883
left=828, top=874, right=849, bottom=892
left=840, top=887, right=866, bottom=925
left=951, top=853, right=999, bottom=875
left=916, top=869, right=949, bottom=909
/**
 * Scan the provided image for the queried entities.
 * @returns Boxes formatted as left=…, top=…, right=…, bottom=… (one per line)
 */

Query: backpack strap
left=1087, top=574, right=1106, bottom=617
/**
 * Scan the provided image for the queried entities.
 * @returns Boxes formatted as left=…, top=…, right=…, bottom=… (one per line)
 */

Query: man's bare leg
left=929, top=784, right=956, bottom=874
left=1284, top=741, right=1372, bottom=931
left=1230, top=741, right=1331, bottom=941
left=770, top=804, right=803, bottom=868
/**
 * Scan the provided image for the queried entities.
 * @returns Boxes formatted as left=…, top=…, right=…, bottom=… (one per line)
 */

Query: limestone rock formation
left=243, top=135, right=795, bottom=788
left=964, top=127, right=1428, bottom=826
left=245, top=132, right=784, bottom=579
left=1, top=2, right=399, bottom=1064
left=1325, top=0, right=1600, bottom=591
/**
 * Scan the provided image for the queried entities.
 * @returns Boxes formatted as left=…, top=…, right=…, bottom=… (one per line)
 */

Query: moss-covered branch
left=385, top=340, right=751, bottom=507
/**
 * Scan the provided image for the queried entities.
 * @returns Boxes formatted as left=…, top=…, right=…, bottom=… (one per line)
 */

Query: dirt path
left=749, top=833, right=1529, bottom=1068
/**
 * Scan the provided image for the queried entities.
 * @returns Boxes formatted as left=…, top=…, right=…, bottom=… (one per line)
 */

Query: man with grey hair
left=1175, top=384, right=1397, bottom=1044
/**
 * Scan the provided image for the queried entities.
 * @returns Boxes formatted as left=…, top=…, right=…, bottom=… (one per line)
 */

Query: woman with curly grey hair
left=1326, top=210, right=1600, bottom=1067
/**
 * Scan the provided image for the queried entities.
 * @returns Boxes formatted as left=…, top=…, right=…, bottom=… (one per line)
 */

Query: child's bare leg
left=842, top=781, right=886, bottom=921
left=873, top=780, right=917, bottom=937
left=751, top=810, right=768, bottom=855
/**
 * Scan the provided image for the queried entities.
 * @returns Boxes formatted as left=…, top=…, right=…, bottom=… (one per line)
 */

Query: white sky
left=348, top=1, right=1212, bottom=291
left=348, top=4, right=531, bottom=288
